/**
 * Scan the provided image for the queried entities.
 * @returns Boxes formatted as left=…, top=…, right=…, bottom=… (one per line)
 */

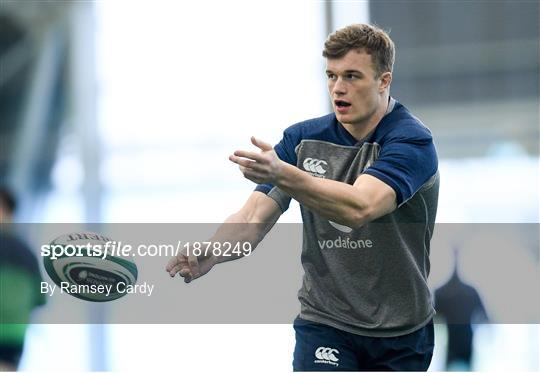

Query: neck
left=342, top=93, right=390, bottom=141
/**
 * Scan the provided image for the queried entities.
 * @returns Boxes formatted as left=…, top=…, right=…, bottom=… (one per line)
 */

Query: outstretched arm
left=166, top=191, right=282, bottom=282
left=229, top=136, right=396, bottom=228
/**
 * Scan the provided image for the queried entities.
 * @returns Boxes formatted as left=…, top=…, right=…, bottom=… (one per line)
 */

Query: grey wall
left=370, top=0, right=539, bottom=157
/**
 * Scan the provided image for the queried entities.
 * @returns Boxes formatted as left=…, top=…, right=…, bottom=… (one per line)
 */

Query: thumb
left=251, top=136, right=273, bottom=151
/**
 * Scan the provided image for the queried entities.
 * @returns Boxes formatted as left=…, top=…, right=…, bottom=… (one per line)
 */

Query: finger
left=165, top=256, right=178, bottom=272
left=188, top=252, right=200, bottom=278
left=179, top=267, right=192, bottom=283
left=167, top=253, right=189, bottom=275
left=167, top=262, right=183, bottom=277
left=229, top=155, right=260, bottom=169
left=251, top=136, right=273, bottom=151
left=170, top=255, right=189, bottom=276
left=242, top=169, right=267, bottom=184
left=233, top=150, right=265, bottom=162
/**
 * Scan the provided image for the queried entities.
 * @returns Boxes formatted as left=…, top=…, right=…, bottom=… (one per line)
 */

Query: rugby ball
left=43, top=232, right=137, bottom=302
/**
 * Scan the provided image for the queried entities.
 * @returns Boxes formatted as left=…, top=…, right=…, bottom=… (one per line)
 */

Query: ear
left=379, top=72, right=392, bottom=92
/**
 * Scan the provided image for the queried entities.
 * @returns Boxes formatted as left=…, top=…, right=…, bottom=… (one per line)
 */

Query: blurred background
left=0, top=0, right=538, bottom=371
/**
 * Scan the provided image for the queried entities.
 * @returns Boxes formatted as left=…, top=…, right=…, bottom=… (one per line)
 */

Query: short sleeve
left=363, top=123, right=438, bottom=206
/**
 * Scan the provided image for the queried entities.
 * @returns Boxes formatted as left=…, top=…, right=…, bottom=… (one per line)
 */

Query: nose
left=331, top=76, right=346, bottom=96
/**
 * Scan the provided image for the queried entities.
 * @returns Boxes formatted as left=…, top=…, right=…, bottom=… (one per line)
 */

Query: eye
left=346, top=73, right=359, bottom=80
left=326, top=73, right=336, bottom=80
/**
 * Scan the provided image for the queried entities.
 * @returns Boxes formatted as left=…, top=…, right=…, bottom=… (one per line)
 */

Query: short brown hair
left=323, top=24, right=395, bottom=77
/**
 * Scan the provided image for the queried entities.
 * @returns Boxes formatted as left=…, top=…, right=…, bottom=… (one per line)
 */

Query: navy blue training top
left=255, top=98, right=437, bottom=208
left=253, top=98, right=440, bottom=337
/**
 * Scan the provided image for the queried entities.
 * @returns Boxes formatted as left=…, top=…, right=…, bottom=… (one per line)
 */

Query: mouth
left=334, top=99, right=351, bottom=113
left=334, top=99, right=351, bottom=108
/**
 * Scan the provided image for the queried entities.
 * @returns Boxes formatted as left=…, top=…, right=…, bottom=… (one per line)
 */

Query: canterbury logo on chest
left=296, top=140, right=380, bottom=182
left=302, top=158, right=328, bottom=176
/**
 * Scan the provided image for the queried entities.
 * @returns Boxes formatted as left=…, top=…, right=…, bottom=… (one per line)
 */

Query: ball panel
left=42, top=233, right=139, bottom=302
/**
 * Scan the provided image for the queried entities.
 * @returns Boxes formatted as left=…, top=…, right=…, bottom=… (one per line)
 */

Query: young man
left=167, top=24, right=439, bottom=371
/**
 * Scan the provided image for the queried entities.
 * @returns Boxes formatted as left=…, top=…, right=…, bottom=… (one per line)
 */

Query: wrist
left=273, top=160, right=289, bottom=187
left=211, top=253, right=222, bottom=265
left=274, top=161, right=305, bottom=191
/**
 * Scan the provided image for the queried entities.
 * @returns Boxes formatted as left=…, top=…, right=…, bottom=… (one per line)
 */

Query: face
left=326, top=49, right=391, bottom=126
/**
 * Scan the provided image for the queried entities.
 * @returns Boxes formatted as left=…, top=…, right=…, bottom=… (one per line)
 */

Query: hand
left=229, top=136, right=284, bottom=184
left=165, top=245, right=218, bottom=283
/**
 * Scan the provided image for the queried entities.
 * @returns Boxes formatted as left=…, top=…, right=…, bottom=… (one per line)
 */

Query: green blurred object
left=0, top=266, right=45, bottom=346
